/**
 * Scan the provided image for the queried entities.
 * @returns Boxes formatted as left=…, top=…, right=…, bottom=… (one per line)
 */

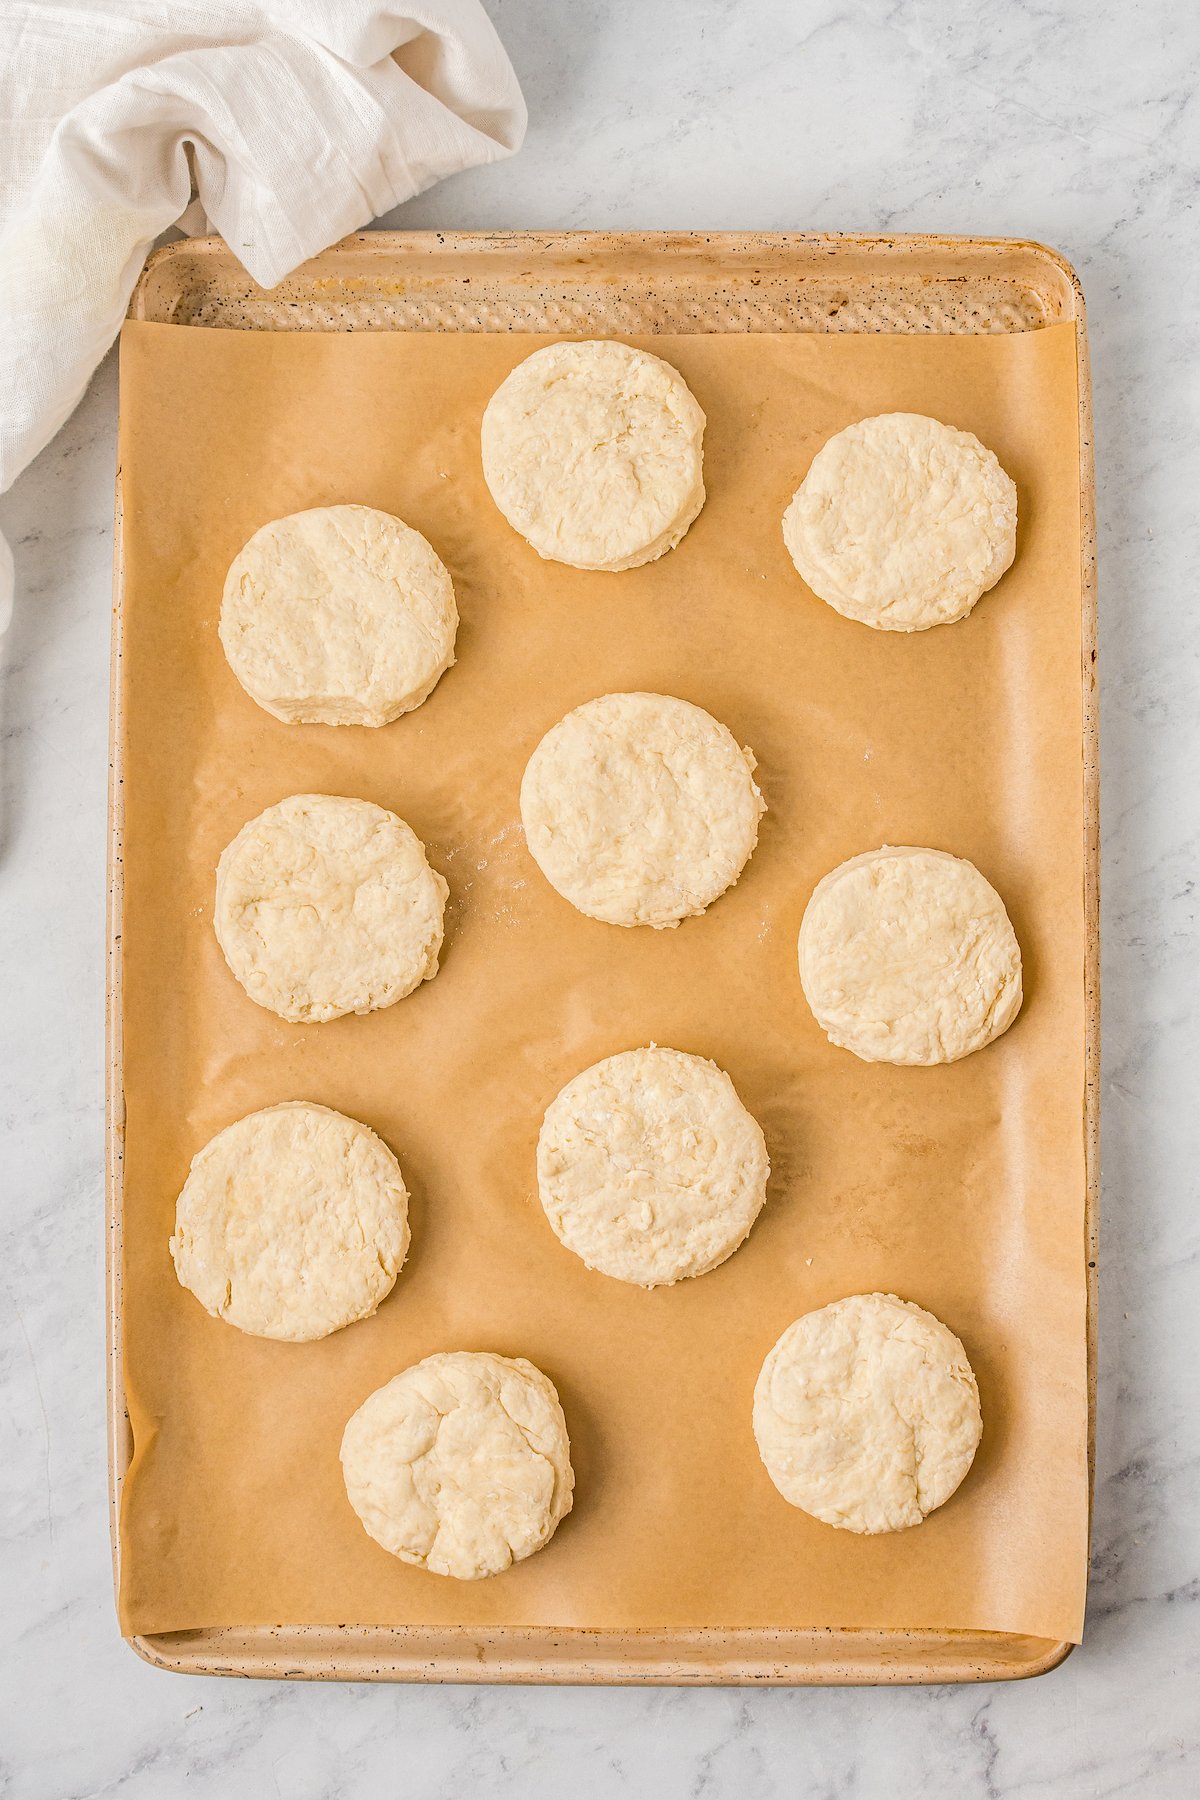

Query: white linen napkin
left=0, top=1, right=527, bottom=630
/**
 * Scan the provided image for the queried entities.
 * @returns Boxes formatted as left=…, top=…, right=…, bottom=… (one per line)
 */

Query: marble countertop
left=3, top=1, right=1198, bottom=1794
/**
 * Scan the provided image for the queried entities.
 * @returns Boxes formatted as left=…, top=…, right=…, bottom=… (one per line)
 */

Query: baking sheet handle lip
left=128, top=228, right=1089, bottom=317
left=119, top=1626, right=1075, bottom=1686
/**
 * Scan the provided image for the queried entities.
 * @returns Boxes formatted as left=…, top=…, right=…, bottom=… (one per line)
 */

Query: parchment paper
left=115, top=318, right=1088, bottom=1643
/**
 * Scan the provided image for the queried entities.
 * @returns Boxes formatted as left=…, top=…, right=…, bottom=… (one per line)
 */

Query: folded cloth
left=0, top=1, right=527, bottom=630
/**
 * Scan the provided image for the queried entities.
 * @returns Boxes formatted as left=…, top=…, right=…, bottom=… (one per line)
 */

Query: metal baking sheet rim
left=106, top=230, right=1098, bottom=1685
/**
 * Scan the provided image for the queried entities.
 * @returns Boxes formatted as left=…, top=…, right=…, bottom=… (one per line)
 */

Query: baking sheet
left=115, top=318, right=1088, bottom=1644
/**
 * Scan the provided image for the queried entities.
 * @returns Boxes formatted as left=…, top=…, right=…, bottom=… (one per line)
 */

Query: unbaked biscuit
left=798, top=845, right=1022, bottom=1065
left=481, top=340, right=706, bottom=570
left=537, top=1046, right=770, bottom=1287
left=341, top=1351, right=574, bottom=1579
left=170, top=1101, right=409, bottom=1342
left=520, top=692, right=765, bottom=928
left=220, top=504, right=457, bottom=725
left=215, top=793, right=447, bottom=1023
left=782, top=413, right=1017, bottom=630
left=753, top=1292, right=983, bottom=1533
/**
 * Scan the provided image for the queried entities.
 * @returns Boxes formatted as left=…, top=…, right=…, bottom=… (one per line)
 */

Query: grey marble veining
left=2, top=0, right=1198, bottom=1794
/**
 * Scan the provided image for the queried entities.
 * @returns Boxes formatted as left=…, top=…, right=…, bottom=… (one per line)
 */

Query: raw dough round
left=170, top=1101, right=409, bottom=1342
left=340, top=1351, right=574, bottom=1579
left=220, top=504, right=458, bottom=725
left=215, top=793, right=448, bottom=1023
left=537, top=1046, right=770, bottom=1287
left=753, top=1292, right=983, bottom=1533
left=782, top=413, right=1017, bottom=630
left=520, top=692, right=765, bottom=928
left=481, top=340, right=706, bottom=570
left=798, top=846, right=1022, bottom=1065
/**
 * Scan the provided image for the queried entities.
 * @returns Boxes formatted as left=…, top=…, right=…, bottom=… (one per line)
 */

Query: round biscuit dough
left=481, top=340, right=706, bottom=570
left=340, top=1352, right=574, bottom=1580
left=520, top=692, right=765, bottom=928
left=170, top=1102, right=409, bottom=1342
left=220, top=504, right=458, bottom=725
left=215, top=793, right=448, bottom=1023
left=753, top=1292, right=983, bottom=1533
left=798, top=845, right=1022, bottom=1065
left=537, top=1047, right=770, bottom=1287
left=782, top=413, right=1017, bottom=630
